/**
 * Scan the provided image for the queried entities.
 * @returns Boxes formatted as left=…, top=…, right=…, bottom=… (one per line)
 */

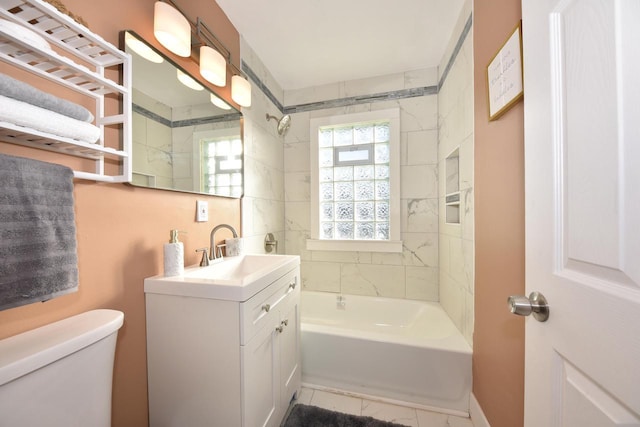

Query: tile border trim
left=283, top=86, right=437, bottom=114
left=133, top=104, right=242, bottom=128
left=242, top=59, right=284, bottom=112
left=438, top=13, right=473, bottom=90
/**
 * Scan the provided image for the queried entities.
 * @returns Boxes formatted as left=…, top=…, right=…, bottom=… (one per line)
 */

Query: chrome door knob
left=507, top=292, right=549, bottom=322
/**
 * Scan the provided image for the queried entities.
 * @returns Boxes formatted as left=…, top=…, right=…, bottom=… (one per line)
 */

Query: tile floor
left=292, top=387, right=474, bottom=427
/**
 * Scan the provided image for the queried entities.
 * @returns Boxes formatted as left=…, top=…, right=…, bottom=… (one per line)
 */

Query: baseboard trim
left=470, top=393, right=491, bottom=427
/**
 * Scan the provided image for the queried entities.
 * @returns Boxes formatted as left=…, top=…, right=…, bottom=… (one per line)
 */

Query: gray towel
left=0, top=154, right=79, bottom=311
left=0, top=72, right=94, bottom=123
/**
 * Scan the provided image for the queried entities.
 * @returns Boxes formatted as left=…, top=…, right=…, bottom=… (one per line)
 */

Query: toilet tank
left=0, top=309, right=124, bottom=427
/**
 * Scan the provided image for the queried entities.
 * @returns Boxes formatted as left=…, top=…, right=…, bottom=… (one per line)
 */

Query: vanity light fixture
left=210, top=93, right=231, bottom=110
left=125, top=32, right=164, bottom=63
left=153, top=0, right=252, bottom=107
left=154, top=1, right=191, bottom=57
left=177, top=69, right=204, bottom=91
left=200, top=45, right=226, bottom=87
left=231, top=75, right=251, bottom=108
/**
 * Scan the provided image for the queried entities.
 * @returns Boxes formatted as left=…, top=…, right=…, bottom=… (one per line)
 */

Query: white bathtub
left=300, top=291, right=472, bottom=416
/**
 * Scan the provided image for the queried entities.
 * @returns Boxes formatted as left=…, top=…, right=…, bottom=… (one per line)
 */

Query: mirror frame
left=121, top=30, right=244, bottom=198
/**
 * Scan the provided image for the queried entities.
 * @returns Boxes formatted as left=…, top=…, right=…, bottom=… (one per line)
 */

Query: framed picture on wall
left=486, top=22, right=524, bottom=121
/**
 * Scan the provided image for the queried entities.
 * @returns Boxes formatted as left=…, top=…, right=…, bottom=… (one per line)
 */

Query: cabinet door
left=242, top=318, right=280, bottom=427
left=279, top=294, right=301, bottom=408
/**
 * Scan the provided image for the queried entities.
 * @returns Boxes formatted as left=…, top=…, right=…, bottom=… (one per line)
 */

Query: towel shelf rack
left=0, top=0, right=131, bottom=183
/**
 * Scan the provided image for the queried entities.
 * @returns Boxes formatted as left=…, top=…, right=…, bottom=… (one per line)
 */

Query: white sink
left=144, top=254, right=300, bottom=301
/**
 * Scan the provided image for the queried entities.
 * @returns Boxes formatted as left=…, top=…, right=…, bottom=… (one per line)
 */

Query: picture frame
left=486, top=21, right=524, bottom=121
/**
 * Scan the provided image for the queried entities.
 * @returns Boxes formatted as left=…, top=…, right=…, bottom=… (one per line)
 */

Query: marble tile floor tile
left=292, top=387, right=474, bottom=427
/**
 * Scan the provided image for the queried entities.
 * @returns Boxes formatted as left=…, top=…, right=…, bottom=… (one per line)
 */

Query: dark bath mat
left=282, top=404, right=408, bottom=427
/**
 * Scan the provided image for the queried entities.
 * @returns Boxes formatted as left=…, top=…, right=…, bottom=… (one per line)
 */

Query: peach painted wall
left=0, top=1, right=241, bottom=426
left=473, top=1, right=525, bottom=427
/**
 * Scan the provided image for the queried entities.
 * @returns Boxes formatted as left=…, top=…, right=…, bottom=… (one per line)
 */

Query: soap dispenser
left=163, top=229, right=184, bottom=276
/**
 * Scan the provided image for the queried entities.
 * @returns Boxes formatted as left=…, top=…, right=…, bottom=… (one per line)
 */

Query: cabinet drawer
left=240, top=268, right=299, bottom=345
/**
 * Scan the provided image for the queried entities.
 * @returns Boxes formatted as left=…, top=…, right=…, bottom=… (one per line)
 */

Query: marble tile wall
left=438, top=0, right=474, bottom=345
left=131, top=89, right=173, bottom=188
left=239, top=3, right=474, bottom=340
left=239, top=38, right=286, bottom=254
left=283, top=69, right=441, bottom=301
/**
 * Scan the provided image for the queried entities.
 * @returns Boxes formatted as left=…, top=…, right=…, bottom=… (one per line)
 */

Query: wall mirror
left=122, top=30, right=243, bottom=198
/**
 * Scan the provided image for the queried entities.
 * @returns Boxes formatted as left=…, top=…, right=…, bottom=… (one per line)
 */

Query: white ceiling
left=215, top=0, right=465, bottom=91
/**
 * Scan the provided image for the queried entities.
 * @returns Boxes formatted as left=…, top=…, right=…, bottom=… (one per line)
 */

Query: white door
left=522, top=0, right=640, bottom=426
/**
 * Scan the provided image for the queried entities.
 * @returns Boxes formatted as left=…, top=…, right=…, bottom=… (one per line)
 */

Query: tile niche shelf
left=445, top=148, right=460, bottom=224
left=0, top=0, right=131, bottom=182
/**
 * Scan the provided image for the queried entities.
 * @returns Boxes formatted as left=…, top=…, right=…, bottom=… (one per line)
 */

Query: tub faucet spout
left=210, top=224, right=238, bottom=260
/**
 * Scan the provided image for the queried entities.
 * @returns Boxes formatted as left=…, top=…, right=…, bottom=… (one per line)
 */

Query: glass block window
left=310, top=108, right=400, bottom=250
left=200, top=135, right=242, bottom=197
left=318, top=122, right=391, bottom=240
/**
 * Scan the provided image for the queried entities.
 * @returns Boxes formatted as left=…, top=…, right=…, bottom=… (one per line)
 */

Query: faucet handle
left=196, top=248, right=210, bottom=266
left=216, top=244, right=226, bottom=259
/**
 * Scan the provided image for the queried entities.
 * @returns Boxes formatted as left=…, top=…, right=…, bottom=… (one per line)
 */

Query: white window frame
left=307, top=108, right=402, bottom=253
left=192, top=128, right=242, bottom=195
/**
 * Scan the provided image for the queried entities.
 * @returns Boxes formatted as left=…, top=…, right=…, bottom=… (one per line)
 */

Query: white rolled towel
left=225, top=237, right=244, bottom=257
left=0, top=95, right=100, bottom=143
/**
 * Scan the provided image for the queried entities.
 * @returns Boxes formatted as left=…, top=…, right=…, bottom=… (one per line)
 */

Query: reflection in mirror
left=123, top=31, right=243, bottom=198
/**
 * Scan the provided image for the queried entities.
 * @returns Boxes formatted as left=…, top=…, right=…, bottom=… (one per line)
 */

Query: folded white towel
left=0, top=95, right=100, bottom=143
left=0, top=72, right=94, bottom=122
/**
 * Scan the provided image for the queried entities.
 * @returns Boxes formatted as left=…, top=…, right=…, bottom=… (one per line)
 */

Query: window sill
left=306, top=239, right=403, bottom=253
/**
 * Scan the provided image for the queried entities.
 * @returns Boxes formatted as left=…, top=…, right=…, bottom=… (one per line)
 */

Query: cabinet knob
left=275, top=325, right=284, bottom=333
left=288, top=281, right=296, bottom=290
left=281, top=319, right=288, bottom=327
left=262, top=304, right=271, bottom=313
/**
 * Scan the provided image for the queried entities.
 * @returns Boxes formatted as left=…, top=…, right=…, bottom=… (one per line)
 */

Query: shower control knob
left=507, top=292, right=549, bottom=322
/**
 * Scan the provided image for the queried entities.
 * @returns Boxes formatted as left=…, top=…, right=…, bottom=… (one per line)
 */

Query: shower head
left=266, top=113, right=291, bottom=136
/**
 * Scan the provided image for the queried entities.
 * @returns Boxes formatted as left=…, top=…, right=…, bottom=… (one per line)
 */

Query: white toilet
left=0, top=309, right=124, bottom=427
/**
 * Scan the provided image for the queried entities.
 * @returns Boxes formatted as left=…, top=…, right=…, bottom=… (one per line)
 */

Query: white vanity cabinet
left=241, top=278, right=301, bottom=427
left=145, top=263, right=301, bottom=427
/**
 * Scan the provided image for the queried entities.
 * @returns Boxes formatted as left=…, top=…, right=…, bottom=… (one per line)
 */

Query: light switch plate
left=196, top=200, right=208, bottom=222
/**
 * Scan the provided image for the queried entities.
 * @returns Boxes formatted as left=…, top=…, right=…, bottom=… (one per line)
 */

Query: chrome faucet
left=209, top=224, right=238, bottom=260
